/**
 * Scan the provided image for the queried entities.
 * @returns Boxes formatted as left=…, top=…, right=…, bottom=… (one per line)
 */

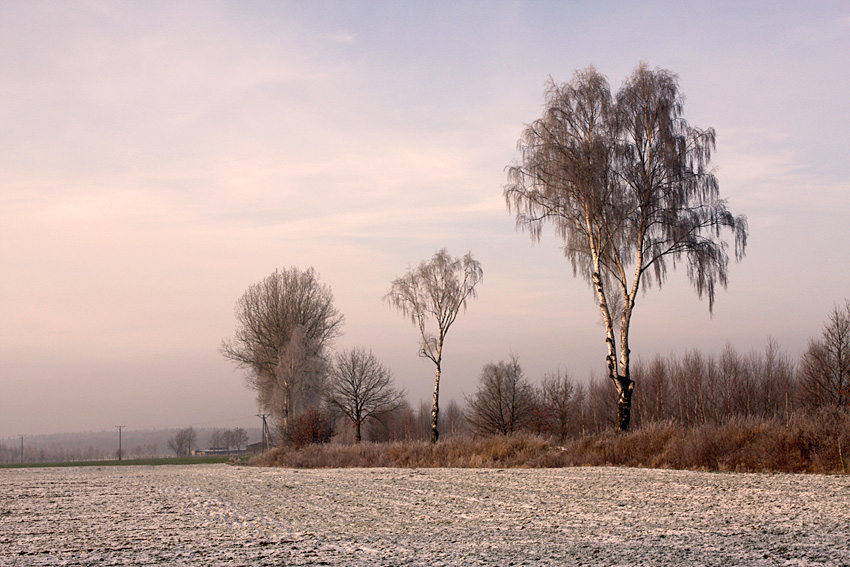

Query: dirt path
left=2, top=464, right=848, bottom=566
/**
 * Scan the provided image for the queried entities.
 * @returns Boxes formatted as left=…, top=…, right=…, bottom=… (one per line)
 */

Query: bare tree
left=538, top=370, right=578, bottom=442
left=231, top=427, right=249, bottom=451
left=221, top=267, right=343, bottom=440
left=385, top=249, right=483, bottom=443
left=800, top=301, right=850, bottom=408
left=441, top=398, right=468, bottom=438
left=505, top=63, right=748, bottom=431
left=167, top=427, right=196, bottom=457
left=466, top=355, right=535, bottom=436
left=210, top=428, right=249, bottom=452
left=325, top=347, right=406, bottom=443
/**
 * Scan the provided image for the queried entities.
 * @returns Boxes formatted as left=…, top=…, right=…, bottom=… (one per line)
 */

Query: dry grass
left=251, top=407, right=850, bottom=474
left=251, top=434, right=555, bottom=469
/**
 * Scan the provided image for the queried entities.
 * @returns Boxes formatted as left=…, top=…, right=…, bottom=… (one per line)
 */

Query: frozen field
left=1, top=464, right=848, bottom=566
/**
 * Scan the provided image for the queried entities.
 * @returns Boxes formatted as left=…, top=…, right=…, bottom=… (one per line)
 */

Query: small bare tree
left=538, top=370, right=578, bottom=442
left=385, top=249, right=483, bottom=443
left=221, top=267, right=343, bottom=440
left=231, top=427, right=248, bottom=451
left=325, top=347, right=406, bottom=443
left=505, top=63, right=748, bottom=431
left=167, top=427, right=196, bottom=457
left=466, top=355, right=535, bottom=436
left=441, top=398, right=467, bottom=438
left=801, top=301, right=850, bottom=408
left=209, top=429, right=225, bottom=449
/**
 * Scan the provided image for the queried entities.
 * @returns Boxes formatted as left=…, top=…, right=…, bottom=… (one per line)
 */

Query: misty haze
left=2, top=1, right=849, bottom=566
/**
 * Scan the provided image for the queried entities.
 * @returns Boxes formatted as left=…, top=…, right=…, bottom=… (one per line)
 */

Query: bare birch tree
left=325, top=347, right=405, bottom=443
left=505, top=63, right=748, bottom=431
left=385, top=249, right=483, bottom=443
left=221, top=267, right=343, bottom=440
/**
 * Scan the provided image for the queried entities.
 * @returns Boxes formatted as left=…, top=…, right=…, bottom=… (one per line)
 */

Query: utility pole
left=257, top=414, right=271, bottom=452
left=115, top=425, right=124, bottom=461
left=18, top=434, right=23, bottom=465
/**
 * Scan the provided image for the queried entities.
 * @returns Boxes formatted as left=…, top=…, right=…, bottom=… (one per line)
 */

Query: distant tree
left=385, top=249, right=483, bottom=443
left=800, top=301, right=850, bottom=408
left=221, top=267, right=343, bottom=440
left=231, top=427, right=249, bottom=451
left=131, top=444, right=158, bottom=459
left=208, top=428, right=248, bottom=452
left=325, top=347, right=405, bottom=443
left=466, top=356, right=535, bottom=436
left=209, top=428, right=225, bottom=449
left=366, top=400, right=421, bottom=443
left=752, top=337, right=796, bottom=419
left=538, top=370, right=578, bottom=442
left=505, top=63, right=748, bottom=431
left=167, top=427, right=196, bottom=457
left=441, top=398, right=468, bottom=438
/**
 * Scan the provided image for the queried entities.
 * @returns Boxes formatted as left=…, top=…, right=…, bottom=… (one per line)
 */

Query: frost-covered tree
left=505, top=63, right=747, bottom=431
left=221, top=267, right=343, bottom=439
left=385, top=249, right=483, bottom=443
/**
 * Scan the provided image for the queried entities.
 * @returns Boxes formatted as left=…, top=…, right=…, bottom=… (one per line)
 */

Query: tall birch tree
left=505, top=63, right=748, bottom=431
left=385, top=249, right=483, bottom=443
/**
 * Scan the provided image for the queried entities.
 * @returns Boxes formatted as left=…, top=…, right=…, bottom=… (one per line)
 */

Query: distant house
left=191, top=447, right=246, bottom=457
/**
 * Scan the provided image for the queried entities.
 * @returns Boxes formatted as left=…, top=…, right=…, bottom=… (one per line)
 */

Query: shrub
left=286, top=407, right=335, bottom=449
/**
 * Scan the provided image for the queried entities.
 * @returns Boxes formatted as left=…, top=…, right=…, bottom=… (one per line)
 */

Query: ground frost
left=1, top=464, right=848, bottom=566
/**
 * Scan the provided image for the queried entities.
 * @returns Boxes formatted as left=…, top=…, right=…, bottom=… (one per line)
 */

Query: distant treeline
left=0, top=427, right=261, bottom=464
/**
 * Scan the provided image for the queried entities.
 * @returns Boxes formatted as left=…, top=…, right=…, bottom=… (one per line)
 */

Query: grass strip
left=0, top=455, right=248, bottom=469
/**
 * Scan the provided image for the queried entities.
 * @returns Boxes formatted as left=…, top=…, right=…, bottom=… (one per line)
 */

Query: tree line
left=463, top=302, right=848, bottom=439
left=218, top=63, right=843, bottom=450
left=0, top=427, right=257, bottom=464
left=220, top=249, right=482, bottom=447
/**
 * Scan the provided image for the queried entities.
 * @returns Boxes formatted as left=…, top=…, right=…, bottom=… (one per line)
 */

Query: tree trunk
left=615, top=376, right=635, bottom=431
left=431, top=363, right=441, bottom=443
left=354, top=421, right=362, bottom=444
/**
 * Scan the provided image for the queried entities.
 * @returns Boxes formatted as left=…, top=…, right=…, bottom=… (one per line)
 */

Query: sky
left=1, top=1, right=848, bottom=439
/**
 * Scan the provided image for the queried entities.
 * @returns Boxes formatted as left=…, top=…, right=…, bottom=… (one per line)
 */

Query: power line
left=257, top=414, right=271, bottom=452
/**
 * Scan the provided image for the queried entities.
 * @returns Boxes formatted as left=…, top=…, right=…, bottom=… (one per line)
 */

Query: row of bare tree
left=243, top=300, right=846, bottom=447
left=221, top=250, right=481, bottom=447
left=220, top=64, right=847, bottom=447
left=328, top=301, right=847, bottom=443
left=220, top=255, right=846, bottom=448
left=462, top=302, right=849, bottom=439
left=222, top=62, right=751, bottom=442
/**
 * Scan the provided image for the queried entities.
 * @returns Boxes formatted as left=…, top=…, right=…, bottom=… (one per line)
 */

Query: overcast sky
left=2, top=1, right=848, bottom=439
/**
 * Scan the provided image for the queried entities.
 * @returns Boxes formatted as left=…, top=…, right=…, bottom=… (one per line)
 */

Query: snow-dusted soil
left=1, top=464, right=848, bottom=566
